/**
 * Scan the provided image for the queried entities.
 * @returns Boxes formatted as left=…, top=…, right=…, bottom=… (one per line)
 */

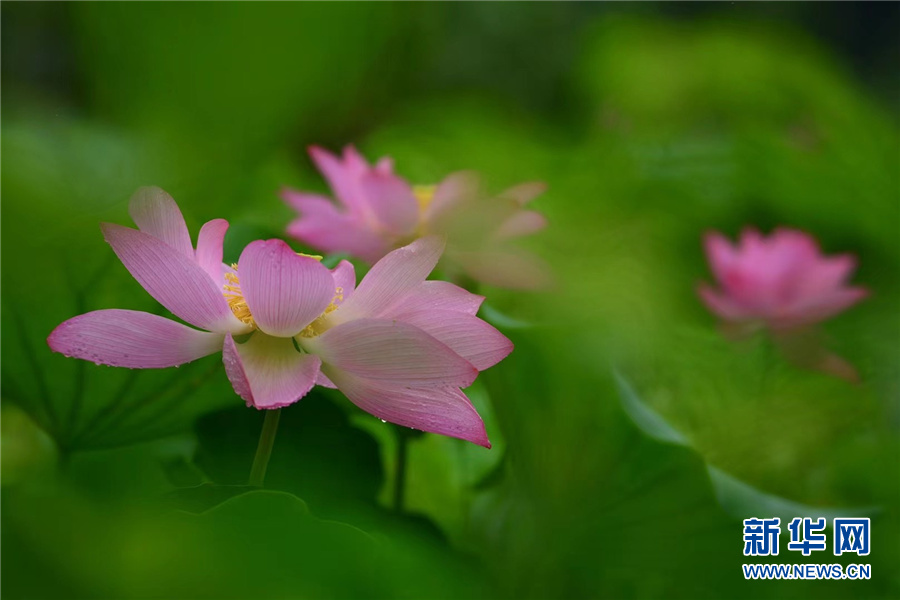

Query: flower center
left=224, top=253, right=340, bottom=336
left=297, top=287, right=344, bottom=338
left=223, top=264, right=255, bottom=326
left=413, top=185, right=436, bottom=213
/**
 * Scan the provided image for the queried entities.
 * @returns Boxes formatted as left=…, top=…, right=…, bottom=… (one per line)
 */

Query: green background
left=2, top=3, right=898, bottom=599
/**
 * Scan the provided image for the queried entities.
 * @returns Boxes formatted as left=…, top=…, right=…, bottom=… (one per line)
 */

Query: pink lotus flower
left=699, top=227, right=868, bottom=382
left=48, top=188, right=512, bottom=446
left=283, top=145, right=548, bottom=289
left=698, top=228, right=867, bottom=331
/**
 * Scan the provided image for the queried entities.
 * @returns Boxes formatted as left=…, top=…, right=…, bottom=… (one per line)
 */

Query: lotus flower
left=698, top=228, right=867, bottom=331
left=283, top=145, right=548, bottom=289
left=48, top=188, right=512, bottom=446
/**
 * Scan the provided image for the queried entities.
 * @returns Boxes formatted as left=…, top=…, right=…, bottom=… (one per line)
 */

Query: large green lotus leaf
left=473, top=328, right=897, bottom=599
left=619, top=325, right=899, bottom=511
left=0, top=404, right=58, bottom=487
left=614, top=370, right=877, bottom=521
left=188, top=386, right=492, bottom=556
left=2, top=483, right=491, bottom=599
left=5, top=429, right=483, bottom=598
left=472, top=329, right=736, bottom=598
left=614, top=369, right=898, bottom=599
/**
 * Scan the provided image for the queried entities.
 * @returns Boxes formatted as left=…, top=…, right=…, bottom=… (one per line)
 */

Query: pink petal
left=738, top=228, right=838, bottom=315
left=286, top=216, right=389, bottom=264
left=788, top=255, right=857, bottom=302
left=703, top=231, right=739, bottom=285
left=425, top=171, right=480, bottom=223
left=762, top=229, right=821, bottom=292
left=386, top=281, right=484, bottom=316
left=101, top=223, right=246, bottom=334
left=697, top=283, right=752, bottom=322
left=330, top=236, right=445, bottom=324
left=223, top=333, right=321, bottom=409
left=303, top=318, right=477, bottom=388
left=494, top=210, right=547, bottom=240
left=283, top=190, right=389, bottom=263
left=330, top=260, right=356, bottom=306
left=237, top=239, right=335, bottom=337
left=739, top=227, right=766, bottom=253
left=195, top=218, right=229, bottom=285
left=342, top=145, right=371, bottom=174
left=451, top=248, right=551, bottom=290
left=282, top=190, right=341, bottom=217
left=128, top=187, right=194, bottom=258
left=391, top=309, right=513, bottom=371
left=709, top=230, right=784, bottom=310
left=498, top=181, right=547, bottom=206
left=309, top=146, right=365, bottom=212
left=769, top=228, right=820, bottom=262
left=324, top=368, right=490, bottom=447
left=358, top=171, right=419, bottom=235
left=374, top=156, right=395, bottom=174
left=316, top=372, right=337, bottom=389
left=787, top=287, right=869, bottom=326
left=48, top=309, right=223, bottom=368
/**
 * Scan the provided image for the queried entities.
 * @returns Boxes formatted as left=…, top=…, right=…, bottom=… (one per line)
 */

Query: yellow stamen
left=298, top=287, right=344, bottom=338
left=223, top=263, right=255, bottom=326
left=298, top=252, right=324, bottom=261
left=413, top=185, right=436, bottom=212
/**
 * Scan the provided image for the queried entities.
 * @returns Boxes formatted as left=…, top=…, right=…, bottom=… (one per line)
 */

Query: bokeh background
left=2, top=3, right=898, bottom=599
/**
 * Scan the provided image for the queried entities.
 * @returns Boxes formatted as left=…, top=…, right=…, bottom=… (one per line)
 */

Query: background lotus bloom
left=698, top=228, right=867, bottom=331
left=283, top=145, right=548, bottom=289
left=297, top=236, right=514, bottom=447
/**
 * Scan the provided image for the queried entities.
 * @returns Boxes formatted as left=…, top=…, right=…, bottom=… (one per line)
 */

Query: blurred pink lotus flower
left=699, top=228, right=867, bottom=331
left=283, top=145, right=549, bottom=289
left=699, top=227, right=868, bottom=380
left=48, top=188, right=509, bottom=445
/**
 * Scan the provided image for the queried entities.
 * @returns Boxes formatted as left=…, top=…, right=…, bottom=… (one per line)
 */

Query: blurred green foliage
left=2, top=3, right=898, bottom=599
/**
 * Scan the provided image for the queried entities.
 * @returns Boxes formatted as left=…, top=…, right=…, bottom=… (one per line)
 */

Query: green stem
left=392, top=426, right=409, bottom=512
left=249, top=409, right=282, bottom=487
